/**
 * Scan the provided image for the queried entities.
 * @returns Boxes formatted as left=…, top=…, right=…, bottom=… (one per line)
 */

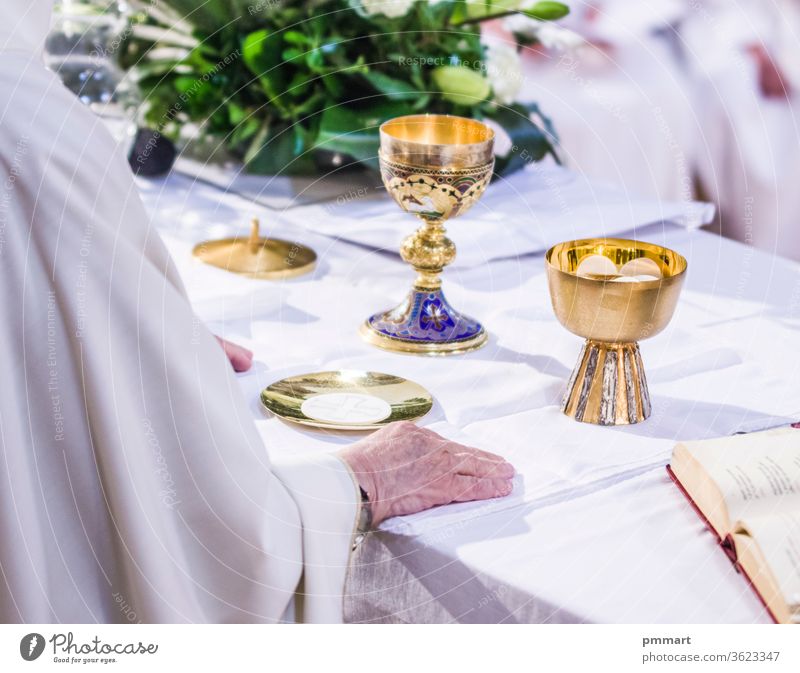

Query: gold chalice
left=360, top=114, right=495, bottom=355
left=546, top=238, right=687, bottom=425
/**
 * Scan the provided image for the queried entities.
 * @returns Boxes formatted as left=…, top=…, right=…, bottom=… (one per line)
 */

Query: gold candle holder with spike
left=546, top=238, right=687, bottom=425
left=192, top=218, right=317, bottom=279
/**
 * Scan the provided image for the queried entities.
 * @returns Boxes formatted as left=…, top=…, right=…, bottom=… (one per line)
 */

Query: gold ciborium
left=546, top=238, right=687, bottom=425
left=360, top=114, right=495, bottom=355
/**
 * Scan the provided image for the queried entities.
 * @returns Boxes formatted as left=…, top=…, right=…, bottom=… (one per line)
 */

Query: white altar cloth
left=138, top=168, right=799, bottom=623
left=162, top=161, right=713, bottom=268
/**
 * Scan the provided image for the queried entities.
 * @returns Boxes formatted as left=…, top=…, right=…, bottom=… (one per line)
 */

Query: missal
left=668, top=427, right=800, bottom=624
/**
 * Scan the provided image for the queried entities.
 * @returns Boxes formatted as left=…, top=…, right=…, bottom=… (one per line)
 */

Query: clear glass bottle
left=45, top=1, right=140, bottom=152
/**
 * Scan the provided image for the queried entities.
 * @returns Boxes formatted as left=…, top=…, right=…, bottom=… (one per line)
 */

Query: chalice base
left=562, top=340, right=652, bottom=425
left=361, top=286, right=487, bottom=356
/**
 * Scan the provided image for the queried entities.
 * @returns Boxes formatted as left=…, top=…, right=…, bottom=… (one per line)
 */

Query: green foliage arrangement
left=124, top=0, right=569, bottom=175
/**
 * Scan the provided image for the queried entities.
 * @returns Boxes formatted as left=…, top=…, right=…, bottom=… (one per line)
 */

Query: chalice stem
left=363, top=217, right=486, bottom=355
left=562, top=340, right=652, bottom=425
left=401, top=216, right=456, bottom=290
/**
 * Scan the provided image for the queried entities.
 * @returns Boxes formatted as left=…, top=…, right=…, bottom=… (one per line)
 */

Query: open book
left=668, top=427, right=800, bottom=624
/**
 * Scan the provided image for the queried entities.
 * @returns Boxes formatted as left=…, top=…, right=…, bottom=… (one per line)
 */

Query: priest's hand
left=339, top=422, right=515, bottom=526
left=215, top=336, right=254, bottom=373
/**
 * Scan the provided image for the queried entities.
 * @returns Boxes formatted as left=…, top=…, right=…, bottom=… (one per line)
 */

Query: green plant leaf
left=149, top=0, right=230, bottom=34
left=316, top=103, right=415, bottom=168
left=229, top=115, right=262, bottom=148
left=292, top=90, right=327, bottom=117
left=488, top=103, right=557, bottom=175
left=321, top=73, right=345, bottom=98
left=524, top=101, right=559, bottom=144
left=281, top=47, right=304, bottom=62
left=411, top=93, right=433, bottom=110
left=362, top=70, right=420, bottom=100
left=283, top=30, right=310, bottom=46
left=241, top=29, right=290, bottom=110
left=244, top=122, right=318, bottom=176
left=227, top=101, right=247, bottom=126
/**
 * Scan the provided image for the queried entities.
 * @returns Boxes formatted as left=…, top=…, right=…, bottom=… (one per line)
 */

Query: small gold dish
left=260, top=370, right=433, bottom=430
left=193, top=218, right=316, bottom=280
left=546, top=238, right=687, bottom=425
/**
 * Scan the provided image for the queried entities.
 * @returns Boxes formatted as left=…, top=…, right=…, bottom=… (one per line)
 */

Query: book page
left=736, top=513, right=800, bottom=620
left=681, top=428, right=800, bottom=524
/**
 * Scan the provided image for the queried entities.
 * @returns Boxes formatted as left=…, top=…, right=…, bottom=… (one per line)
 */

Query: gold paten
left=260, top=370, right=433, bottom=431
left=546, top=238, right=687, bottom=425
left=192, top=218, right=317, bottom=279
left=361, top=114, right=495, bottom=355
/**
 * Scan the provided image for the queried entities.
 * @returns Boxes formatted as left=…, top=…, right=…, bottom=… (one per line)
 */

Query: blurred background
left=45, top=0, right=800, bottom=261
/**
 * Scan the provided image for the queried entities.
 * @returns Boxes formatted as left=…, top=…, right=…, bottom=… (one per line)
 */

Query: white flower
left=484, top=42, right=523, bottom=105
left=360, top=0, right=416, bottom=18
left=504, top=15, right=585, bottom=51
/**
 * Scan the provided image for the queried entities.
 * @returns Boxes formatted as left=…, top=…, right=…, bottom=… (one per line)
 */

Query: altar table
left=139, top=165, right=800, bottom=624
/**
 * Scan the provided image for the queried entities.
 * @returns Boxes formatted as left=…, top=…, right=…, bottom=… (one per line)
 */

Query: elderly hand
left=339, top=421, right=515, bottom=527
left=215, top=336, right=254, bottom=373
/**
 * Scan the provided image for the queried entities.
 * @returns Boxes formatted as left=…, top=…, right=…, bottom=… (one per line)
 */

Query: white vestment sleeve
left=1, top=0, right=362, bottom=624
left=271, top=454, right=360, bottom=623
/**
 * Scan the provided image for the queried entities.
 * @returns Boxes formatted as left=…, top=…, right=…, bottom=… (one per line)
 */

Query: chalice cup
left=360, top=114, right=495, bottom=355
left=546, top=238, right=687, bottom=425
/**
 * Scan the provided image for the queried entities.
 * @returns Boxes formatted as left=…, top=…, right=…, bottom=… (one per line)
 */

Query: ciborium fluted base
left=562, top=340, right=651, bottom=426
left=361, top=285, right=487, bottom=355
